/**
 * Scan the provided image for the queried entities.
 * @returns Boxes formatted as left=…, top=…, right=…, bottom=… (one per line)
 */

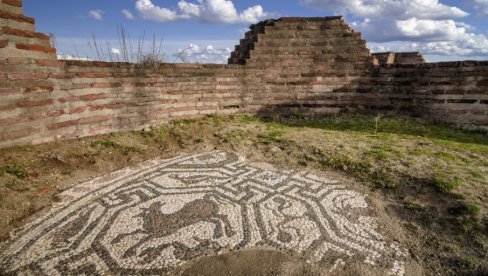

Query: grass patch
left=453, top=256, right=478, bottom=270
left=432, top=174, right=461, bottom=193
left=433, top=151, right=457, bottom=161
left=270, top=114, right=488, bottom=148
left=448, top=203, right=481, bottom=218
left=174, top=119, right=197, bottom=126
left=239, top=115, right=258, bottom=123
left=224, top=130, right=246, bottom=142
left=365, top=147, right=389, bottom=161
left=122, top=145, right=145, bottom=154
left=257, top=129, right=285, bottom=145
left=91, top=140, right=120, bottom=149
left=317, top=154, right=395, bottom=188
left=1, top=165, right=28, bottom=179
left=404, top=202, right=426, bottom=211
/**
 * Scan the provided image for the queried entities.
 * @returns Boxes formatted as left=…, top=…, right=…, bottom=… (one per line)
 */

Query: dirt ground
left=0, top=114, right=487, bottom=275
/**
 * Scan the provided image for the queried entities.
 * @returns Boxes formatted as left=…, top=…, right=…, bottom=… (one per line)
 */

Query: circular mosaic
left=0, top=151, right=408, bottom=275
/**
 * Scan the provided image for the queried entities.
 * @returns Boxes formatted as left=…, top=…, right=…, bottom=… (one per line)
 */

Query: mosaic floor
left=0, top=151, right=408, bottom=275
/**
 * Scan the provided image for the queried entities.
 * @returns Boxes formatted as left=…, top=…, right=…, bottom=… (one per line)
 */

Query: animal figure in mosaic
left=271, top=197, right=306, bottom=243
left=111, top=195, right=236, bottom=259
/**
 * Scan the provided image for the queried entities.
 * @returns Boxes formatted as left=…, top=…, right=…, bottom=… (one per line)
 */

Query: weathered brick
left=8, top=72, right=48, bottom=80
left=2, top=27, right=50, bottom=40
left=5, top=127, right=40, bottom=140
left=0, top=11, right=33, bottom=23
left=16, top=43, right=56, bottom=53
left=47, top=119, right=79, bottom=130
left=0, top=117, right=23, bottom=126
left=79, top=115, right=113, bottom=125
left=49, top=72, right=75, bottom=79
left=76, top=72, right=113, bottom=78
left=280, top=17, right=301, bottom=22
left=2, top=0, right=22, bottom=7
left=122, top=82, right=147, bottom=88
left=69, top=106, right=87, bottom=114
left=24, top=86, right=54, bottom=93
left=91, top=82, right=122, bottom=88
left=89, top=103, right=124, bottom=111
left=29, top=109, right=64, bottom=120
left=16, top=98, right=53, bottom=108
left=7, top=57, right=23, bottom=64
left=58, top=96, right=79, bottom=103
left=36, top=59, right=64, bottom=67
left=47, top=109, right=65, bottom=117
left=0, top=40, right=8, bottom=48
left=0, top=88, right=21, bottom=95
left=79, top=93, right=107, bottom=101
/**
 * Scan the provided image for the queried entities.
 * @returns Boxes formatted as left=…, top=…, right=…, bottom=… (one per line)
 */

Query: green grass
left=224, top=129, right=246, bottom=142
left=448, top=203, right=481, bottom=218
left=269, top=114, right=488, bottom=148
left=257, top=129, right=285, bottom=144
left=1, top=165, right=28, bottom=179
left=91, top=140, right=120, bottom=149
left=404, top=202, right=426, bottom=211
left=317, top=153, right=395, bottom=189
left=239, top=115, right=258, bottom=123
left=434, top=151, right=457, bottom=161
left=432, top=174, right=461, bottom=193
left=173, top=119, right=197, bottom=126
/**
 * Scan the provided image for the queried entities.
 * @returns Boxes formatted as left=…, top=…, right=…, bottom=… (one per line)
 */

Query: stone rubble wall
left=0, top=1, right=487, bottom=148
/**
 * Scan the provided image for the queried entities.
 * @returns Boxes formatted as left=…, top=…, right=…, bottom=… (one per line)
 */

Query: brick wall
left=0, top=0, right=56, bottom=60
left=374, top=62, right=488, bottom=129
left=372, top=52, right=425, bottom=65
left=0, top=2, right=487, bottom=148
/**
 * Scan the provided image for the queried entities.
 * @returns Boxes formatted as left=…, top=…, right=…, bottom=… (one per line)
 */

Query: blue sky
left=23, top=0, right=488, bottom=63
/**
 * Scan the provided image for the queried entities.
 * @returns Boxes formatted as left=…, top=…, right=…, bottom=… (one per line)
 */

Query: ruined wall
left=374, top=62, right=488, bottom=129
left=0, top=0, right=56, bottom=60
left=0, top=0, right=487, bottom=148
left=372, top=52, right=425, bottom=66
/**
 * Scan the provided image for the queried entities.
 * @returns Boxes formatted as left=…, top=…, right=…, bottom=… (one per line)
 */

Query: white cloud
left=357, top=18, right=471, bottom=42
left=111, top=48, right=121, bottom=55
left=367, top=31, right=488, bottom=57
left=300, top=0, right=468, bottom=20
left=468, top=0, right=488, bottom=16
left=135, top=0, right=269, bottom=24
left=135, top=0, right=189, bottom=22
left=88, top=10, right=104, bottom=20
left=57, top=54, right=92, bottom=61
left=240, top=5, right=267, bottom=24
left=122, top=9, right=136, bottom=20
left=174, top=43, right=232, bottom=63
